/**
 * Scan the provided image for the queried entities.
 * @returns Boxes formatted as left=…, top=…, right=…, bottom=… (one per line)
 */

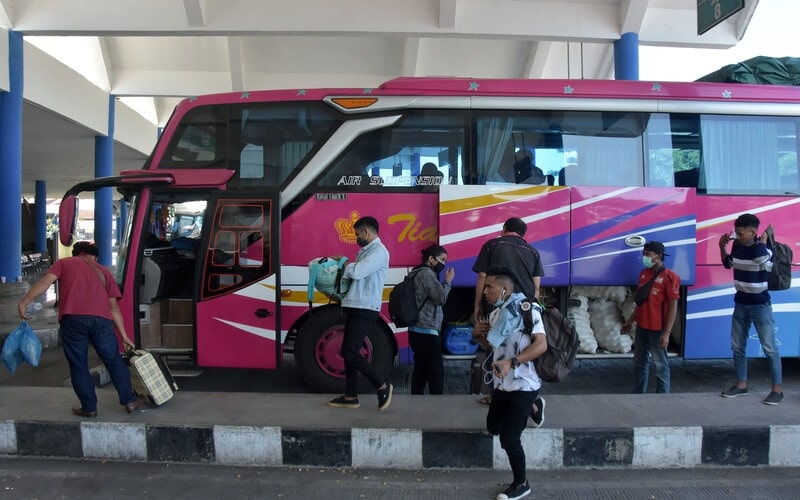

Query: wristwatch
left=510, top=357, right=521, bottom=369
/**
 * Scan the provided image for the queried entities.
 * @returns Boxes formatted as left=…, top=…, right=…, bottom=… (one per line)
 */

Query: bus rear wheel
left=294, top=306, right=394, bottom=394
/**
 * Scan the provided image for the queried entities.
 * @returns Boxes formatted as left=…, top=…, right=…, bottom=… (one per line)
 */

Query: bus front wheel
left=294, top=306, right=394, bottom=394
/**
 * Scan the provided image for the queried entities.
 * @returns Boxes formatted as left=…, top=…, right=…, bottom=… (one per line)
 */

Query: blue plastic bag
left=2, top=322, right=25, bottom=374
left=20, top=322, right=42, bottom=367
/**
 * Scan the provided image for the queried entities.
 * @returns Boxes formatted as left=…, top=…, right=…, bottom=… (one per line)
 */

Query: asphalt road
left=1, top=457, right=799, bottom=499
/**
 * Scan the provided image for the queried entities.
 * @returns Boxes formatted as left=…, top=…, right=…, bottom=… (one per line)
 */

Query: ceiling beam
left=227, top=36, right=244, bottom=91
left=0, top=0, right=11, bottom=29
left=96, top=36, right=113, bottom=91
left=523, top=41, right=553, bottom=79
left=9, top=0, right=745, bottom=49
left=401, top=37, right=421, bottom=77
left=620, top=0, right=649, bottom=34
left=438, top=0, right=457, bottom=30
left=182, top=0, right=208, bottom=28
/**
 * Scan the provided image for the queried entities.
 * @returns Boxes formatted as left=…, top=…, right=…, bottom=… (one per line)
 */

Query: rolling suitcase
left=125, top=348, right=178, bottom=405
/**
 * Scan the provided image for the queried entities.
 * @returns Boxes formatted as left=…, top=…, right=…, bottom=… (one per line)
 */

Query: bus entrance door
left=195, top=194, right=281, bottom=369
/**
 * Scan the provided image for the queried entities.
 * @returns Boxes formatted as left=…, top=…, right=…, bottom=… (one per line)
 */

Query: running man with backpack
left=406, top=245, right=455, bottom=395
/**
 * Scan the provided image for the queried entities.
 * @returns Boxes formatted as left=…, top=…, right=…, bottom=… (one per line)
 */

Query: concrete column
left=94, top=95, right=115, bottom=266
left=0, top=31, right=23, bottom=283
left=614, top=32, right=639, bottom=81
left=35, top=180, right=47, bottom=253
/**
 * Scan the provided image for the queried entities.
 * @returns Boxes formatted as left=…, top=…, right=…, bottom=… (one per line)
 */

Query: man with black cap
left=622, top=241, right=680, bottom=393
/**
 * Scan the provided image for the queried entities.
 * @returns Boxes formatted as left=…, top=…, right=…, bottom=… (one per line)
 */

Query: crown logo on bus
left=335, top=210, right=361, bottom=244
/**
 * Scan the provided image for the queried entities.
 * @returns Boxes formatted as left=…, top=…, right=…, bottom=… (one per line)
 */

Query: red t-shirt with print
left=634, top=266, right=680, bottom=331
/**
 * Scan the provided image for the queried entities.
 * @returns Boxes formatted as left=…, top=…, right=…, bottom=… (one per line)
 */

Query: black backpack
left=764, top=225, right=793, bottom=291
left=388, top=268, right=426, bottom=328
left=520, top=299, right=580, bottom=382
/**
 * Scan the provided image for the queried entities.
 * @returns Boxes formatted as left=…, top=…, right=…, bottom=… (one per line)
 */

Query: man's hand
left=472, top=320, right=490, bottom=350
left=719, top=233, right=732, bottom=249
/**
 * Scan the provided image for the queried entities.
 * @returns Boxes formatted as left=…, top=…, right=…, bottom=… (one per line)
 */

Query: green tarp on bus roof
left=695, top=56, right=800, bottom=86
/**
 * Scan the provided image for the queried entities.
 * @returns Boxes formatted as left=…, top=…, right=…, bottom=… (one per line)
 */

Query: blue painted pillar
left=35, top=180, right=47, bottom=252
left=94, top=95, right=115, bottom=266
left=614, top=32, right=639, bottom=80
left=0, top=31, right=23, bottom=282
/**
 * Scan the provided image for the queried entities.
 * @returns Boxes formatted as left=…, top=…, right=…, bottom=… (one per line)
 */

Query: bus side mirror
left=59, top=194, right=79, bottom=247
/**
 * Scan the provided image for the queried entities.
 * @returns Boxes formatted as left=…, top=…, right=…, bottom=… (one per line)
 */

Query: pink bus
left=59, top=77, right=799, bottom=392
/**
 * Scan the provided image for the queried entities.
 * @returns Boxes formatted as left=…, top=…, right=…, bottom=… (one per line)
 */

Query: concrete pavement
left=2, top=300, right=800, bottom=470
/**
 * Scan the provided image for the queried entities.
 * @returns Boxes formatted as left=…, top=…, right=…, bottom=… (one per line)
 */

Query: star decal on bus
left=564, top=85, right=574, bottom=94
left=188, top=96, right=198, bottom=102
left=652, top=83, right=662, bottom=91
left=722, top=90, right=732, bottom=99
left=469, top=81, right=479, bottom=91
left=240, top=92, right=250, bottom=99
left=297, top=89, right=307, bottom=96
left=363, top=88, right=374, bottom=94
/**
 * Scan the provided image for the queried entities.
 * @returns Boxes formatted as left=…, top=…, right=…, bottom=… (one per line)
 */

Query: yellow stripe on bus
left=439, top=185, right=565, bottom=215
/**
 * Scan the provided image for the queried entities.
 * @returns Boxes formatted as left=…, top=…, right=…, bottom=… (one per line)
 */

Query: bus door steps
left=169, top=369, right=204, bottom=378
left=145, top=347, right=201, bottom=378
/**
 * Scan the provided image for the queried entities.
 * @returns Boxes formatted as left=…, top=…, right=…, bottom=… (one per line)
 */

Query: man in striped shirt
left=718, top=213, right=783, bottom=405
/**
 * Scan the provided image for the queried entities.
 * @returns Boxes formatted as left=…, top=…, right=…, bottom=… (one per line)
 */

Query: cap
left=643, top=241, right=669, bottom=257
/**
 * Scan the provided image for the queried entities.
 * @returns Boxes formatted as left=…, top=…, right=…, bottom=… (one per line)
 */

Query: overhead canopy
left=696, top=56, right=800, bottom=85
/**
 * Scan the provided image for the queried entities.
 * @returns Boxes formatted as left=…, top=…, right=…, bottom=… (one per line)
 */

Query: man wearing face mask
left=481, top=268, right=546, bottom=500
left=327, top=216, right=393, bottom=410
left=622, top=241, right=680, bottom=394
left=719, top=213, right=783, bottom=405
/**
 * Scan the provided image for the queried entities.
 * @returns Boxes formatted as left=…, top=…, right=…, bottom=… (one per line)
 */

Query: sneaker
left=377, top=383, right=393, bottom=411
left=530, top=397, right=545, bottom=428
left=721, top=385, right=749, bottom=398
left=763, top=391, right=784, bottom=405
left=497, top=481, right=530, bottom=500
left=327, top=396, right=360, bottom=408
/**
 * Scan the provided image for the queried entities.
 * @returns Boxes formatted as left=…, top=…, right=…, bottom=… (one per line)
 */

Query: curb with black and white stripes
left=2, top=421, right=799, bottom=468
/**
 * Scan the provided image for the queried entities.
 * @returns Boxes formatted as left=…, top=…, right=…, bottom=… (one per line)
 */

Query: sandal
left=478, top=395, right=492, bottom=405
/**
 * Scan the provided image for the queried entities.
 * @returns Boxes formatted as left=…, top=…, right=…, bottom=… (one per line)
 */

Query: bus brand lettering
left=388, top=214, right=437, bottom=243
left=337, top=176, right=363, bottom=186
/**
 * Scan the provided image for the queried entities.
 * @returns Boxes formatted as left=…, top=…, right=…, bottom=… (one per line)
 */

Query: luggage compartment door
left=196, top=193, right=280, bottom=369
left=570, top=186, right=696, bottom=286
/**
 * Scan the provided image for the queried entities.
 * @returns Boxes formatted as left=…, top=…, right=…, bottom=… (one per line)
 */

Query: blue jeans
left=60, top=315, right=137, bottom=412
left=633, top=326, right=670, bottom=393
left=731, top=302, right=782, bottom=385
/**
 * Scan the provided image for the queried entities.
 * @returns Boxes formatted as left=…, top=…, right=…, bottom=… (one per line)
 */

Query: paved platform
left=2, top=385, right=799, bottom=470
left=3, top=292, right=800, bottom=470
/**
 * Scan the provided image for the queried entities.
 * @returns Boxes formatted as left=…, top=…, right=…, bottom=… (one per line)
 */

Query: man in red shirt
left=18, top=241, right=145, bottom=417
left=622, top=241, right=680, bottom=394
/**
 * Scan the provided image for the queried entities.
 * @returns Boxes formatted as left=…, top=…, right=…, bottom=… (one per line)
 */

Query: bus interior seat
left=674, top=169, right=700, bottom=188
left=141, top=247, right=194, bottom=303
